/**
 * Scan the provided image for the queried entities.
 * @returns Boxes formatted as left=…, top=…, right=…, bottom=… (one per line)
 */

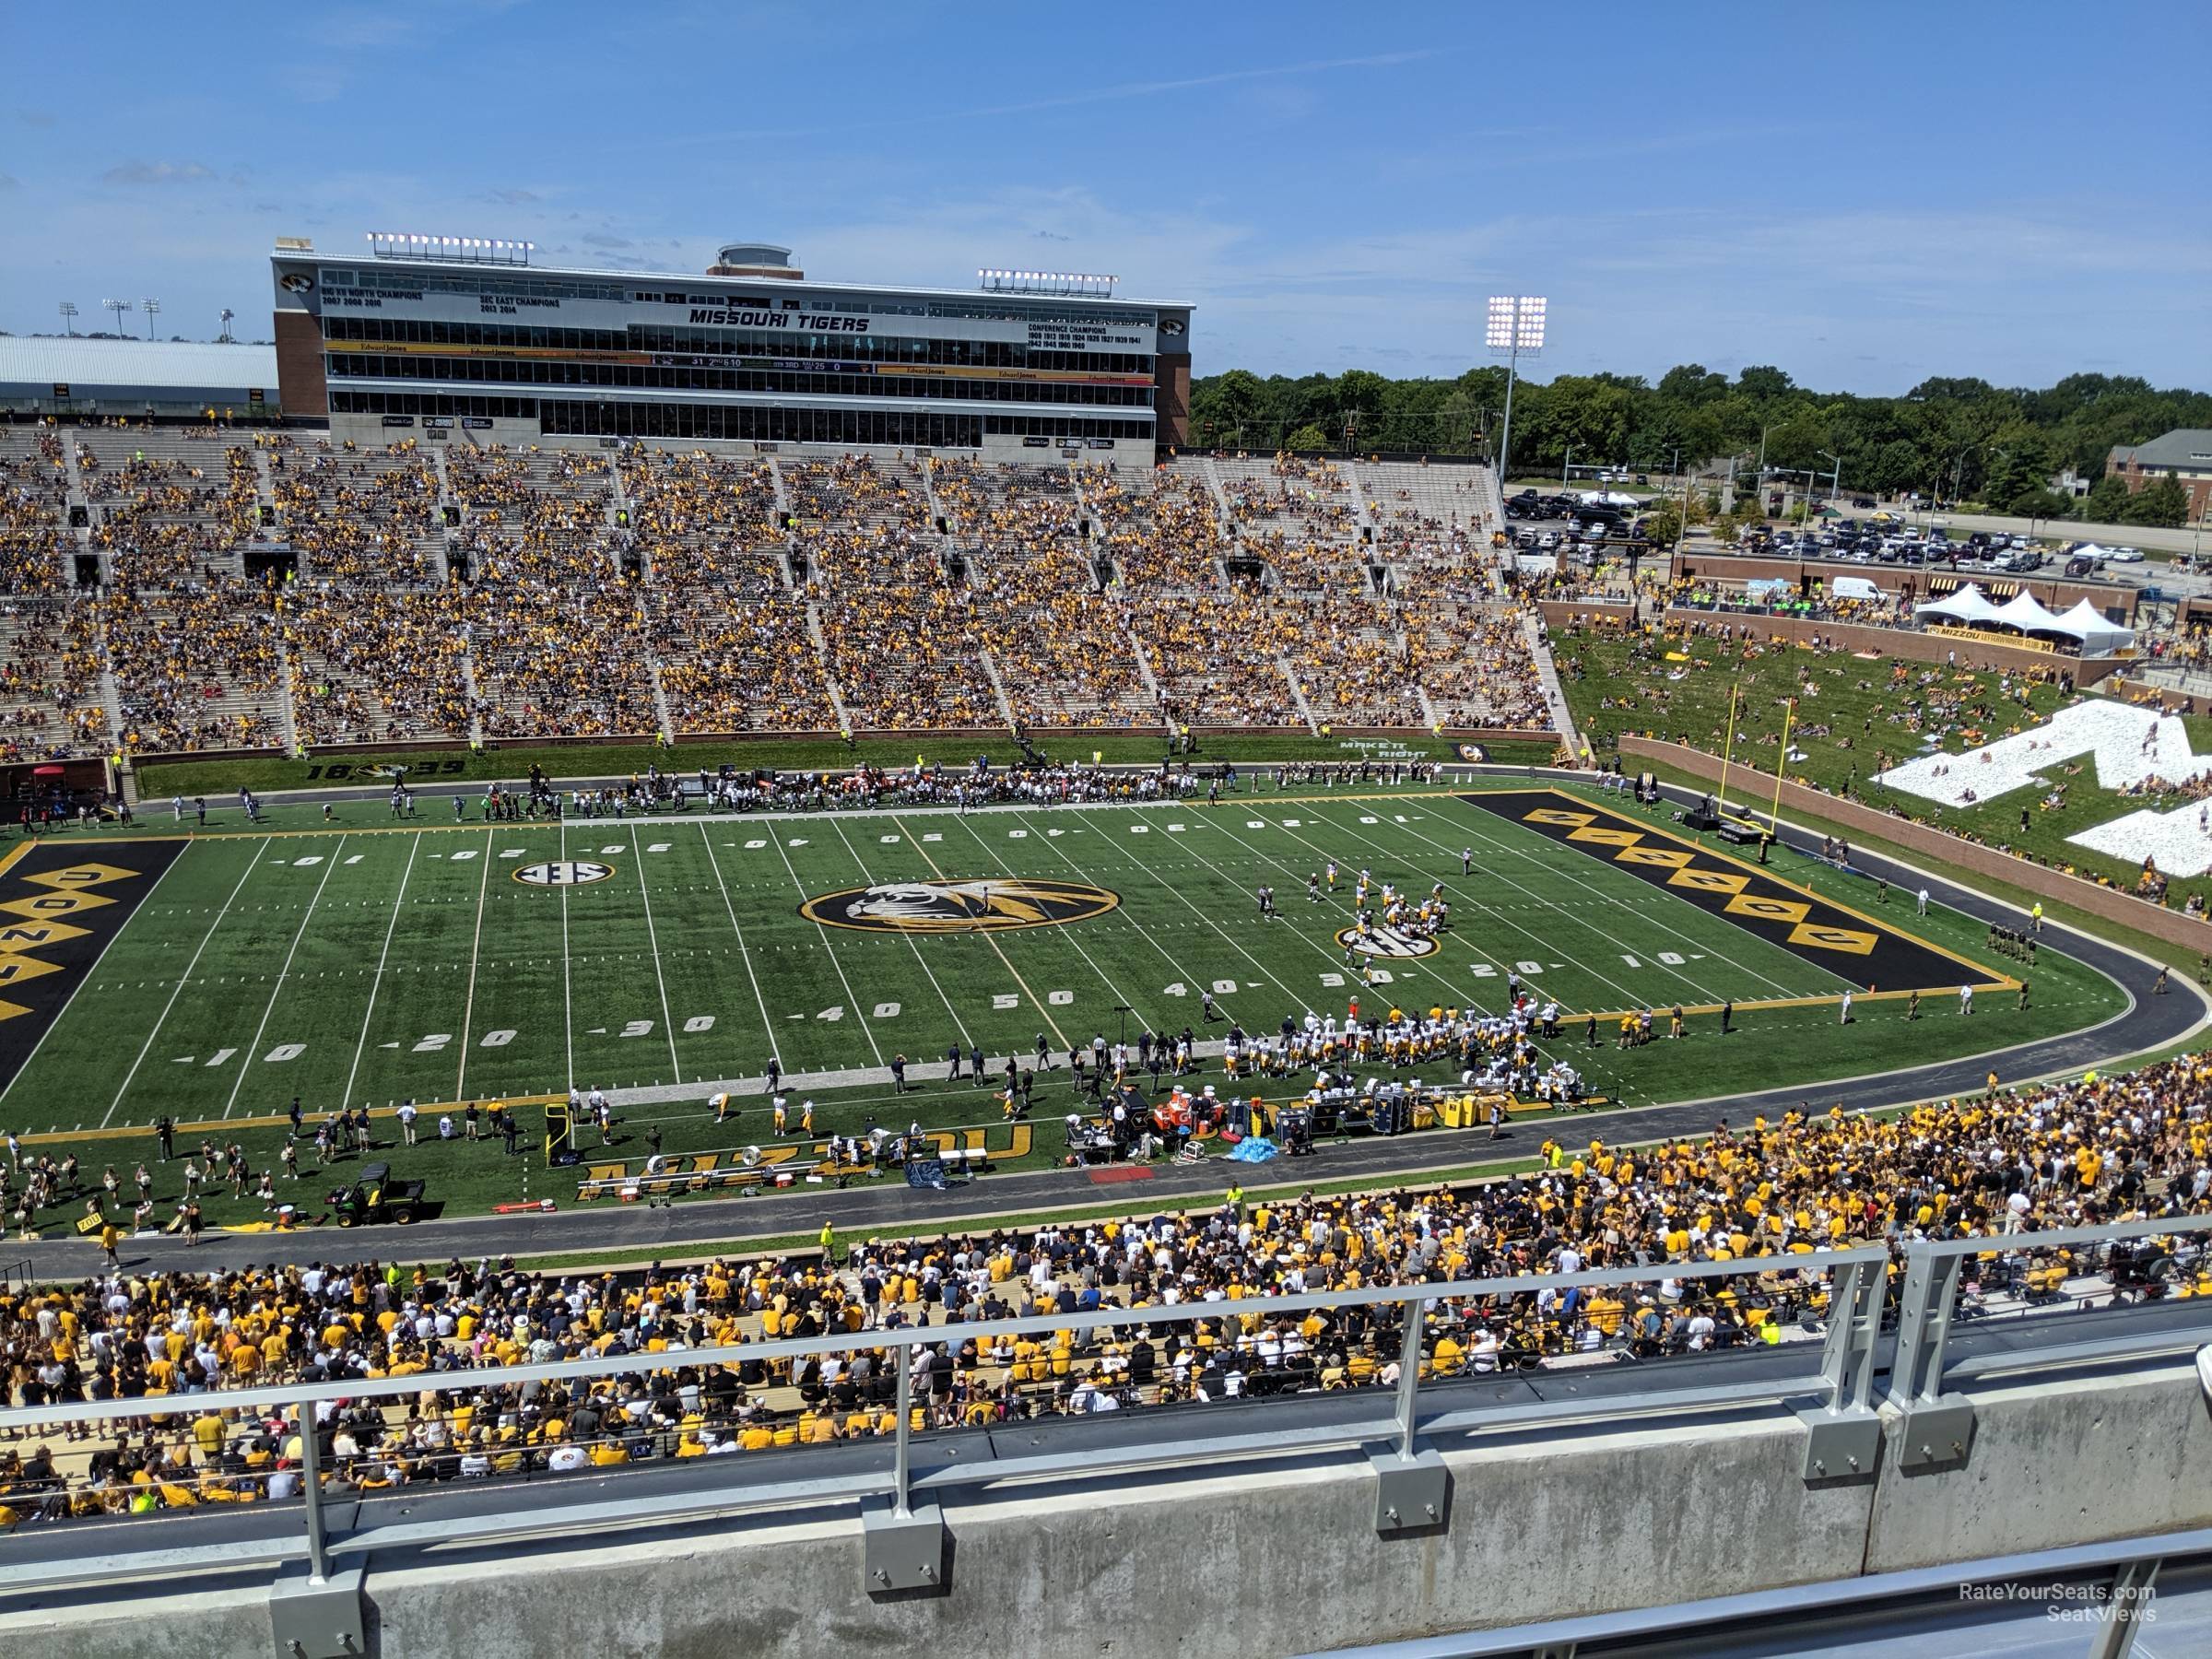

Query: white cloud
left=101, top=160, right=215, bottom=186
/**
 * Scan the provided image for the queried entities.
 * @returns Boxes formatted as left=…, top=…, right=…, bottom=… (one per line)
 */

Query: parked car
left=2065, top=554, right=2100, bottom=578
left=2106, top=547, right=2145, bottom=563
left=1851, top=495, right=1877, bottom=510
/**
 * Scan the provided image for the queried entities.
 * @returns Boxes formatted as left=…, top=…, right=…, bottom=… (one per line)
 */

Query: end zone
left=0, top=839, right=187, bottom=1093
left=1459, top=790, right=2013, bottom=994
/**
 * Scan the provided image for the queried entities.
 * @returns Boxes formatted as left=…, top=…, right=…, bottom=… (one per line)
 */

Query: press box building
left=272, top=235, right=1193, bottom=461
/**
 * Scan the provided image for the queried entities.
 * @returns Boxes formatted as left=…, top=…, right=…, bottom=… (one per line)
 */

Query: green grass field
left=0, top=781, right=2122, bottom=1229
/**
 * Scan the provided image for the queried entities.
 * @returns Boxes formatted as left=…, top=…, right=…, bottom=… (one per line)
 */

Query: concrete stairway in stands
left=1277, top=655, right=1321, bottom=735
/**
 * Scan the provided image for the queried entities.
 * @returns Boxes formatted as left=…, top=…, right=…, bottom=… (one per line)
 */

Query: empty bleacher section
left=1362, top=457, right=1499, bottom=591
left=1209, top=453, right=1366, bottom=595
left=0, top=427, right=1559, bottom=754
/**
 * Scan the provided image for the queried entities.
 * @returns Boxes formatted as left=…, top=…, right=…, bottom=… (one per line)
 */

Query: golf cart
left=328, top=1163, right=427, bottom=1227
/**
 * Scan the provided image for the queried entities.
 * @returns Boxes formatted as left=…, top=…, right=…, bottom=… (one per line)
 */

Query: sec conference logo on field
left=802, top=878, right=1119, bottom=934
left=1335, top=924, right=1440, bottom=959
left=514, top=860, right=615, bottom=887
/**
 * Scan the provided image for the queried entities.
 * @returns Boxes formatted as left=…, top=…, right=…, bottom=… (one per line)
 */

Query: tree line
left=1184, top=364, right=2211, bottom=525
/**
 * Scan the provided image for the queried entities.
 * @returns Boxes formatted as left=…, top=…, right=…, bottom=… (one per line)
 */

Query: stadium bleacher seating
left=0, top=427, right=1559, bottom=757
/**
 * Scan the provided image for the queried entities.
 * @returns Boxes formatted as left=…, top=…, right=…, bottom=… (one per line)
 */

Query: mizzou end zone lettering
left=1458, top=790, right=2005, bottom=993
left=0, top=841, right=184, bottom=1089
left=578, top=1123, right=1035, bottom=1193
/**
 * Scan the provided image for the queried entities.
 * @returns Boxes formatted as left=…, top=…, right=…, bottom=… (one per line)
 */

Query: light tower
left=218, top=308, right=235, bottom=343
left=141, top=297, right=160, bottom=339
left=58, top=301, right=77, bottom=335
left=1485, top=295, right=1547, bottom=488
left=101, top=298, right=133, bottom=336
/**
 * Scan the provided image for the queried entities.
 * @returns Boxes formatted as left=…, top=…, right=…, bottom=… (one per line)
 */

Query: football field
left=0, top=783, right=2042, bottom=1136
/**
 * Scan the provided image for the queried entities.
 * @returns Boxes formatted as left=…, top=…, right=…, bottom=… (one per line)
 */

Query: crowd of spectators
left=0, top=428, right=1566, bottom=754
left=4, top=1049, right=2207, bottom=1522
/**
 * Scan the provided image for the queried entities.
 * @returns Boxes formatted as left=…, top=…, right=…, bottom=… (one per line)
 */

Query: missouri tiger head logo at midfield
left=802, top=878, right=1119, bottom=934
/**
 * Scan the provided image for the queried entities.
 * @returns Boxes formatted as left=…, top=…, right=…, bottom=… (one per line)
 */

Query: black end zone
left=0, top=839, right=184, bottom=1090
left=1459, top=791, right=2001, bottom=994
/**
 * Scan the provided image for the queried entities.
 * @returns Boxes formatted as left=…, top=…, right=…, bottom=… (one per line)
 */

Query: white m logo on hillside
left=1877, top=702, right=2211, bottom=808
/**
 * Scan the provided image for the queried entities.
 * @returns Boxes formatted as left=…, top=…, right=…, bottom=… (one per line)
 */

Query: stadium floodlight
left=365, top=229, right=535, bottom=266
left=141, top=298, right=160, bottom=339
left=979, top=268, right=1118, bottom=297
left=1485, top=294, right=1547, bottom=488
left=58, top=301, right=77, bottom=335
left=102, top=298, right=133, bottom=336
left=218, top=308, right=235, bottom=343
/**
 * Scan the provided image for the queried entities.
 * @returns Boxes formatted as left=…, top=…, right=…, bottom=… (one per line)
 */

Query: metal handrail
left=0, top=1246, right=1879, bottom=1589
left=1889, top=1212, right=2212, bottom=1410
left=8, top=1218, right=2206, bottom=1594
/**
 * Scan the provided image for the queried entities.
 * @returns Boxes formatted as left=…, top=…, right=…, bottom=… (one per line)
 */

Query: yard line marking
left=102, top=837, right=270, bottom=1126
left=0, top=840, right=192, bottom=1111
left=341, top=831, right=420, bottom=1109
left=948, top=809, right=1149, bottom=1030
left=698, top=822, right=782, bottom=1067
left=560, top=822, right=574, bottom=1088
left=835, top=816, right=972, bottom=1051
left=1065, top=806, right=1305, bottom=1011
left=453, top=828, right=496, bottom=1099
left=769, top=827, right=887, bottom=1067
left=893, top=813, right=1069, bottom=1050
left=224, top=834, right=349, bottom=1118
left=629, top=822, right=683, bottom=1085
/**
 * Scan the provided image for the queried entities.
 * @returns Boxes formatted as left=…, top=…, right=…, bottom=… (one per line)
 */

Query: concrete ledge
left=6, top=1367, right=2204, bottom=1657
left=1865, top=1359, right=2212, bottom=1573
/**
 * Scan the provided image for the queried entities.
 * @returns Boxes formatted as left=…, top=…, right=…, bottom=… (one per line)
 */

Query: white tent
left=2053, top=598, right=2135, bottom=658
left=1991, top=591, right=2069, bottom=635
left=1914, top=584, right=2005, bottom=626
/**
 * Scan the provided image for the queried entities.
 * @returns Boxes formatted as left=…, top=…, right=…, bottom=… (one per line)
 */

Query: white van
left=1830, top=575, right=1882, bottom=603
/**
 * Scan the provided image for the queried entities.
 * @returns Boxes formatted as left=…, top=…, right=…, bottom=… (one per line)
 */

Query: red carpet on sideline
left=1087, top=1166, right=1155, bottom=1184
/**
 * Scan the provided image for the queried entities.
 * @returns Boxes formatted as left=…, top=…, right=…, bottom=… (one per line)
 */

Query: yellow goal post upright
left=1714, top=679, right=1741, bottom=816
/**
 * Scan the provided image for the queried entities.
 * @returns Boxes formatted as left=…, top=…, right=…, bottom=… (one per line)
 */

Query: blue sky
left=4, top=1, right=2206, bottom=392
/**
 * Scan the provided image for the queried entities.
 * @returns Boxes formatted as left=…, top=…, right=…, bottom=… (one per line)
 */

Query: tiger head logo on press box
left=801, top=878, right=1119, bottom=934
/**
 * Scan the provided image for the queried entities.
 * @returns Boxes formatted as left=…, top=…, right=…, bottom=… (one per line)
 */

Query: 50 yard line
left=340, top=831, right=420, bottom=1109
left=224, top=834, right=349, bottom=1117
left=947, top=810, right=1147, bottom=1030
left=895, top=813, right=1068, bottom=1050
left=100, top=836, right=270, bottom=1126
left=836, top=816, right=972, bottom=1051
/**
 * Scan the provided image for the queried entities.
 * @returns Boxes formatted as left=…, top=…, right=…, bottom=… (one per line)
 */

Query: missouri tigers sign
left=800, top=877, right=1119, bottom=935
